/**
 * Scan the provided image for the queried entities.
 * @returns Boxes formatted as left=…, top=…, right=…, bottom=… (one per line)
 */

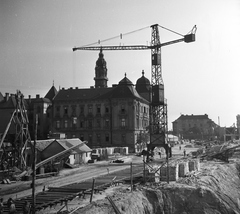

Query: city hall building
left=50, top=50, right=150, bottom=152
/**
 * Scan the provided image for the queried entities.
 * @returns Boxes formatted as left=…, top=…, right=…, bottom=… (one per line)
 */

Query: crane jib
left=72, top=34, right=195, bottom=52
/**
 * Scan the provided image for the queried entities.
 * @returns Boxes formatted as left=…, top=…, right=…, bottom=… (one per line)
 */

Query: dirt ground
left=2, top=143, right=240, bottom=214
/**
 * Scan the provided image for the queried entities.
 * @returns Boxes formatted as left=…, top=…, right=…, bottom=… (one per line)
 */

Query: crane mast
left=73, top=24, right=196, bottom=155
left=150, top=24, right=167, bottom=153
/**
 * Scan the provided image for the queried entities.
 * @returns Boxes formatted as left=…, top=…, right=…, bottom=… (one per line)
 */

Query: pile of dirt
left=75, top=161, right=240, bottom=214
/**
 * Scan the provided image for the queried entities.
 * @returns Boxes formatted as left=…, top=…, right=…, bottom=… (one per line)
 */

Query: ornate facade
left=50, top=51, right=150, bottom=152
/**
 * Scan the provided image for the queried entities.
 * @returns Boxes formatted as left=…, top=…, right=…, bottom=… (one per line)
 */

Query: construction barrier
left=160, top=165, right=179, bottom=181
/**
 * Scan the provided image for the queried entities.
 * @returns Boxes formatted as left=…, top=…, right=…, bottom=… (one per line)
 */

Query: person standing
left=8, top=199, right=16, bottom=214
left=183, top=149, right=186, bottom=157
left=22, top=201, right=30, bottom=214
left=0, top=198, right=4, bottom=214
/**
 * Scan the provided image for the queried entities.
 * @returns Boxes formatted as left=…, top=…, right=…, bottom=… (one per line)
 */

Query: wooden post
left=130, top=162, right=133, bottom=192
left=143, top=159, right=146, bottom=183
left=32, top=114, right=38, bottom=214
left=167, top=146, right=169, bottom=184
left=90, top=178, right=95, bottom=202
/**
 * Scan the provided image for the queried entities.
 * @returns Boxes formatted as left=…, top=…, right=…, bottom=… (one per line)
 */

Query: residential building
left=0, top=86, right=57, bottom=141
left=172, top=114, right=219, bottom=140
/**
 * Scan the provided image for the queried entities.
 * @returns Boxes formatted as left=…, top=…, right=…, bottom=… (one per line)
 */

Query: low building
left=27, top=138, right=91, bottom=173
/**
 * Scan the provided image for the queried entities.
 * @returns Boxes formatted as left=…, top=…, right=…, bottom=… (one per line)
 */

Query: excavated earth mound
left=74, top=161, right=240, bottom=214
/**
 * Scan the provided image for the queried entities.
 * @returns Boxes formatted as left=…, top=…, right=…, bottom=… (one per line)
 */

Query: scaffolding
left=0, top=90, right=31, bottom=171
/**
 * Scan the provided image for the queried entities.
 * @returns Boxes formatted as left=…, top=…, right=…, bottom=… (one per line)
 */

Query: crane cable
left=157, top=24, right=184, bottom=37
left=80, top=24, right=193, bottom=47
left=81, top=25, right=150, bottom=47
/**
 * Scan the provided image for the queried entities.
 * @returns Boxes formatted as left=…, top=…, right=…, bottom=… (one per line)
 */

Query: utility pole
left=32, top=114, right=38, bottom=214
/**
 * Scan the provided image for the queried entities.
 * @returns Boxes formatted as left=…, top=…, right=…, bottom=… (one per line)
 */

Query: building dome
left=119, top=73, right=133, bottom=85
left=136, top=70, right=150, bottom=93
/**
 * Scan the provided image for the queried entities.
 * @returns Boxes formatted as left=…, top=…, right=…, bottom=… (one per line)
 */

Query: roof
left=0, top=95, right=17, bottom=109
left=0, top=92, right=4, bottom=102
left=57, top=138, right=92, bottom=153
left=53, top=87, right=113, bottom=102
left=97, top=75, right=149, bottom=104
left=40, top=138, right=92, bottom=153
left=45, top=85, right=58, bottom=101
left=35, top=139, right=54, bottom=151
left=28, top=97, right=51, bottom=104
left=174, top=114, right=209, bottom=122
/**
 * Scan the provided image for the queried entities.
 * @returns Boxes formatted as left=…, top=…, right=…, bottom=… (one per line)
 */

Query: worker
left=22, top=201, right=30, bottom=214
left=8, top=198, right=16, bottom=214
left=0, top=198, right=3, bottom=214
left=183, top=149, right=186, bottom=157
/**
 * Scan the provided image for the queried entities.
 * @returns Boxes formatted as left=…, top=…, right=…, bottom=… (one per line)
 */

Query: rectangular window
left=56, top=120, right=60, bottom=128
left=72, top=117, right=77, bottom=125
left=105, top=119, right=109, bottom=128
left=56, top=106, right=60, bottom=112
left=37, top=106, right=41, bottom=114
left=96, top=119, right=101, bottom=128
left=88, top=120, right=92, bottom=128
left=97, top=106, right=101, bottom=114
left=80, top=106, right=84, bottom=114
left=97, top=134, right=101, bottom=143
left=72, top=105, right=76, bottom=116
left=64, top=120, right=68, bottom=128
left=88, top=105, right=93, bottom=114
left=122, top=134, right=126, bottom=142
left=64, top=107, right=68, bottom=115
left=105, top=106, right=109, bottom=113
left=80, top=120, right=84, bottom=128
left=105, top=134, right=109, bottom=142
left=121, top=104, right=125, bottom=113
left=137, top=118, right=139, bottom=129
left=121, top=118, right=126, bottom=127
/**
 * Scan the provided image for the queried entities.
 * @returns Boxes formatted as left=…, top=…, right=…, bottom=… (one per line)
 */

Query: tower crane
left=73, top=24, right=196, bottom=156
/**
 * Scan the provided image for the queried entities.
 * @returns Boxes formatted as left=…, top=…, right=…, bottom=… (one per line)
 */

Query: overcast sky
left=1, top=0, right=240, bottom=129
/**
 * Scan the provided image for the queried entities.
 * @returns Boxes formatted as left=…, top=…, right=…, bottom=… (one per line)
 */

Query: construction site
left=1, top=24, right=240, bottom=214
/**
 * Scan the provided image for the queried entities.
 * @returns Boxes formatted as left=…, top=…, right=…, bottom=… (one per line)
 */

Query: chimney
left=36, top=94, right=40, bottom=99
left=28, top=95, right=31, bottom=103
left=5, top=93, right=9, bottom=102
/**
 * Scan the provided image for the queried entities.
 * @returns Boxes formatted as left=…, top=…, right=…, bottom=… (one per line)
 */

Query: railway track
left=2, top=163, right=143, bottom=213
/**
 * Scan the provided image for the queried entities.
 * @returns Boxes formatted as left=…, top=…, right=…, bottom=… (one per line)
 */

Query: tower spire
left=94, top=49, right=108, bottom=88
